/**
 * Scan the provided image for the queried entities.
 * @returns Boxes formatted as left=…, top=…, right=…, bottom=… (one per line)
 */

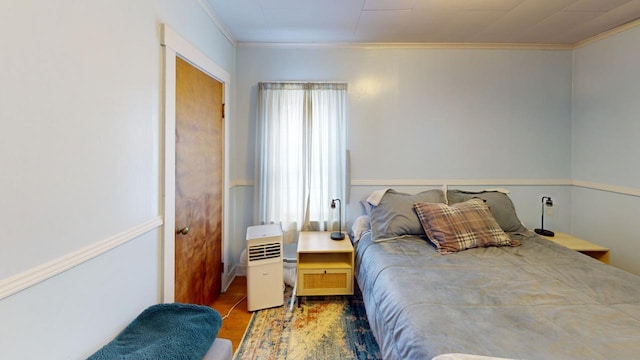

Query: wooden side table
left=296, top=231, right=354, bottom=302
left=544, top=232, right=610, bottom=264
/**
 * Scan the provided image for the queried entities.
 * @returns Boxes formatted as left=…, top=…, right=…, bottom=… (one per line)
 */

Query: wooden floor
left=210, top=276, right=252, bottom=354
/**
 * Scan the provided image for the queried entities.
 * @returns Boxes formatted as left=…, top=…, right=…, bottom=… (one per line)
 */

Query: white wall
left=572, top=25, right=640, bottom=275
left=232, top=45, right=574, bottom=268
left=0, top=0, right=235, bottom=358
left=0, top=232, right=159, bottom=358
left=236, top=47, right=573, bottom=180
left=1, top=0, right=159, bottom=279
left=9, top=2, right=638, bottom=358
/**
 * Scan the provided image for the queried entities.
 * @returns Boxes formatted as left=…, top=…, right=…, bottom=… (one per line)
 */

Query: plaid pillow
left=414, top=198, right=520, bottom=254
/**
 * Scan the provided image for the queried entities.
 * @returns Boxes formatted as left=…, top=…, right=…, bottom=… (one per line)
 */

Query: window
left=255, top=82, right=347, bottom=243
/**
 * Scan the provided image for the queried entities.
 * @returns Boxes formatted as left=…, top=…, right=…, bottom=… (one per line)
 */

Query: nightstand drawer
left=298, top=268, right=353, bottom=296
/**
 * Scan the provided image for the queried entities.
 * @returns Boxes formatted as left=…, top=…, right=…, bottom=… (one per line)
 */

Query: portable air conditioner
left=246, top=224, right=284, bottom=311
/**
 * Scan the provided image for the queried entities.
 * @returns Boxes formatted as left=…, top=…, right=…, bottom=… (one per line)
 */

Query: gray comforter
left=355, top=232, right=640, bottom=360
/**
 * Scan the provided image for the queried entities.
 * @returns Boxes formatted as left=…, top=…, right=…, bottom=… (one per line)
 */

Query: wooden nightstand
left=543, top=232, right=610, bottom=264
left=297, top=231, right=354, bottom=299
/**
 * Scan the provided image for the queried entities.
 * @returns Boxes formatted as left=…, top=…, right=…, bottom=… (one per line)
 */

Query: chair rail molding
left=0, top=216, right=163, bottom=301
left=573, top=180, right=640, bottom=198
left=350, top=178, right=572, bottom=187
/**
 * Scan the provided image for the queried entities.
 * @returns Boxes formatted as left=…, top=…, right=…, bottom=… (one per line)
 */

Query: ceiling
left=205, top=0, right=640, bottom=46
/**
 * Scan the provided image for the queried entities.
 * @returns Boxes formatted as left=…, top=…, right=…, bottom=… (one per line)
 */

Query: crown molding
left=227, top=17, right=640, bottom=51
left=574, top=18, right=640, bottom=49
left=197, top=0, right=236, bottom=47
left=237, top=41, right=572, bottom=50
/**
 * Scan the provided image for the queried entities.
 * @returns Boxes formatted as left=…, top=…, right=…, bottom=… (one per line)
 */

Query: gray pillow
left=446, top=190, right=528, bottom=233
left=370, top=189, right=446, bottom=240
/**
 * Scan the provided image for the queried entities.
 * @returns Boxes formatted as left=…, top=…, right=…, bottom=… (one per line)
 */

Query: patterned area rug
left=234, top=286, right=381, bottom=360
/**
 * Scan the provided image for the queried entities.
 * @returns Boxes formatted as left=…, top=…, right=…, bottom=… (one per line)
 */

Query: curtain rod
left=260, top=81, right=348, bottom=84
left=259, top=81, right=348, bottom=90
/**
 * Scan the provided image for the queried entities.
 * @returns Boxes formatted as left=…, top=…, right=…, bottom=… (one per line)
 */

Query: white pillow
left=351, top=215, right=371, bottom=243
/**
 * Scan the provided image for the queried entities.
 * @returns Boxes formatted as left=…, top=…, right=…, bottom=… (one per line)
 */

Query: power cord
left=221, top=295, right=247, bottom=320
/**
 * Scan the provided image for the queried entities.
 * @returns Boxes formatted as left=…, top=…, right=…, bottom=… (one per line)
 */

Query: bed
left=353, top=188, right=640, bottom=360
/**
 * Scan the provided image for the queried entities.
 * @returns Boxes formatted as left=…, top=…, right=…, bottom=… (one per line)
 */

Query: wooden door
left=175, top=56, right=223, bottom=305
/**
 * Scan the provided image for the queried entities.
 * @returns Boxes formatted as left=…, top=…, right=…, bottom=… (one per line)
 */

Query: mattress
left=203, top=338, right=232, bottom=360
left=355, top=231, right=640, bottom=360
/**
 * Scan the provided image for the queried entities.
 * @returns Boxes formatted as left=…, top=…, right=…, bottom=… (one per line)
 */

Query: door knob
left=177, top=226, right=190, bottom=235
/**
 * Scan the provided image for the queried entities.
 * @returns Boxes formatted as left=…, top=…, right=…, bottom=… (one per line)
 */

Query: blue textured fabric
left=88, top=303, right=221, bottom=360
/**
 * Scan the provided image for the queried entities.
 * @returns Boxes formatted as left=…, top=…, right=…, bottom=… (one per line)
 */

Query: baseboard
left=236, top=264, right=247, bottom=277
left=222, top=266, right=238, bottom=292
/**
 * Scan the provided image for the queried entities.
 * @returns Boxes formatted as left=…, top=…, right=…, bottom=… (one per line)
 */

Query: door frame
left=161, top=24, right=231, bottom=303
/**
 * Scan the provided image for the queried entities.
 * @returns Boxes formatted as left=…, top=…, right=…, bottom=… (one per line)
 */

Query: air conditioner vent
left=248, top=242, right=281, bottom=262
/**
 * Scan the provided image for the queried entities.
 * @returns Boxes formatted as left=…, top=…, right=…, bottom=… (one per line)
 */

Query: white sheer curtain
left=255, top=82, right=347, bottom=243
